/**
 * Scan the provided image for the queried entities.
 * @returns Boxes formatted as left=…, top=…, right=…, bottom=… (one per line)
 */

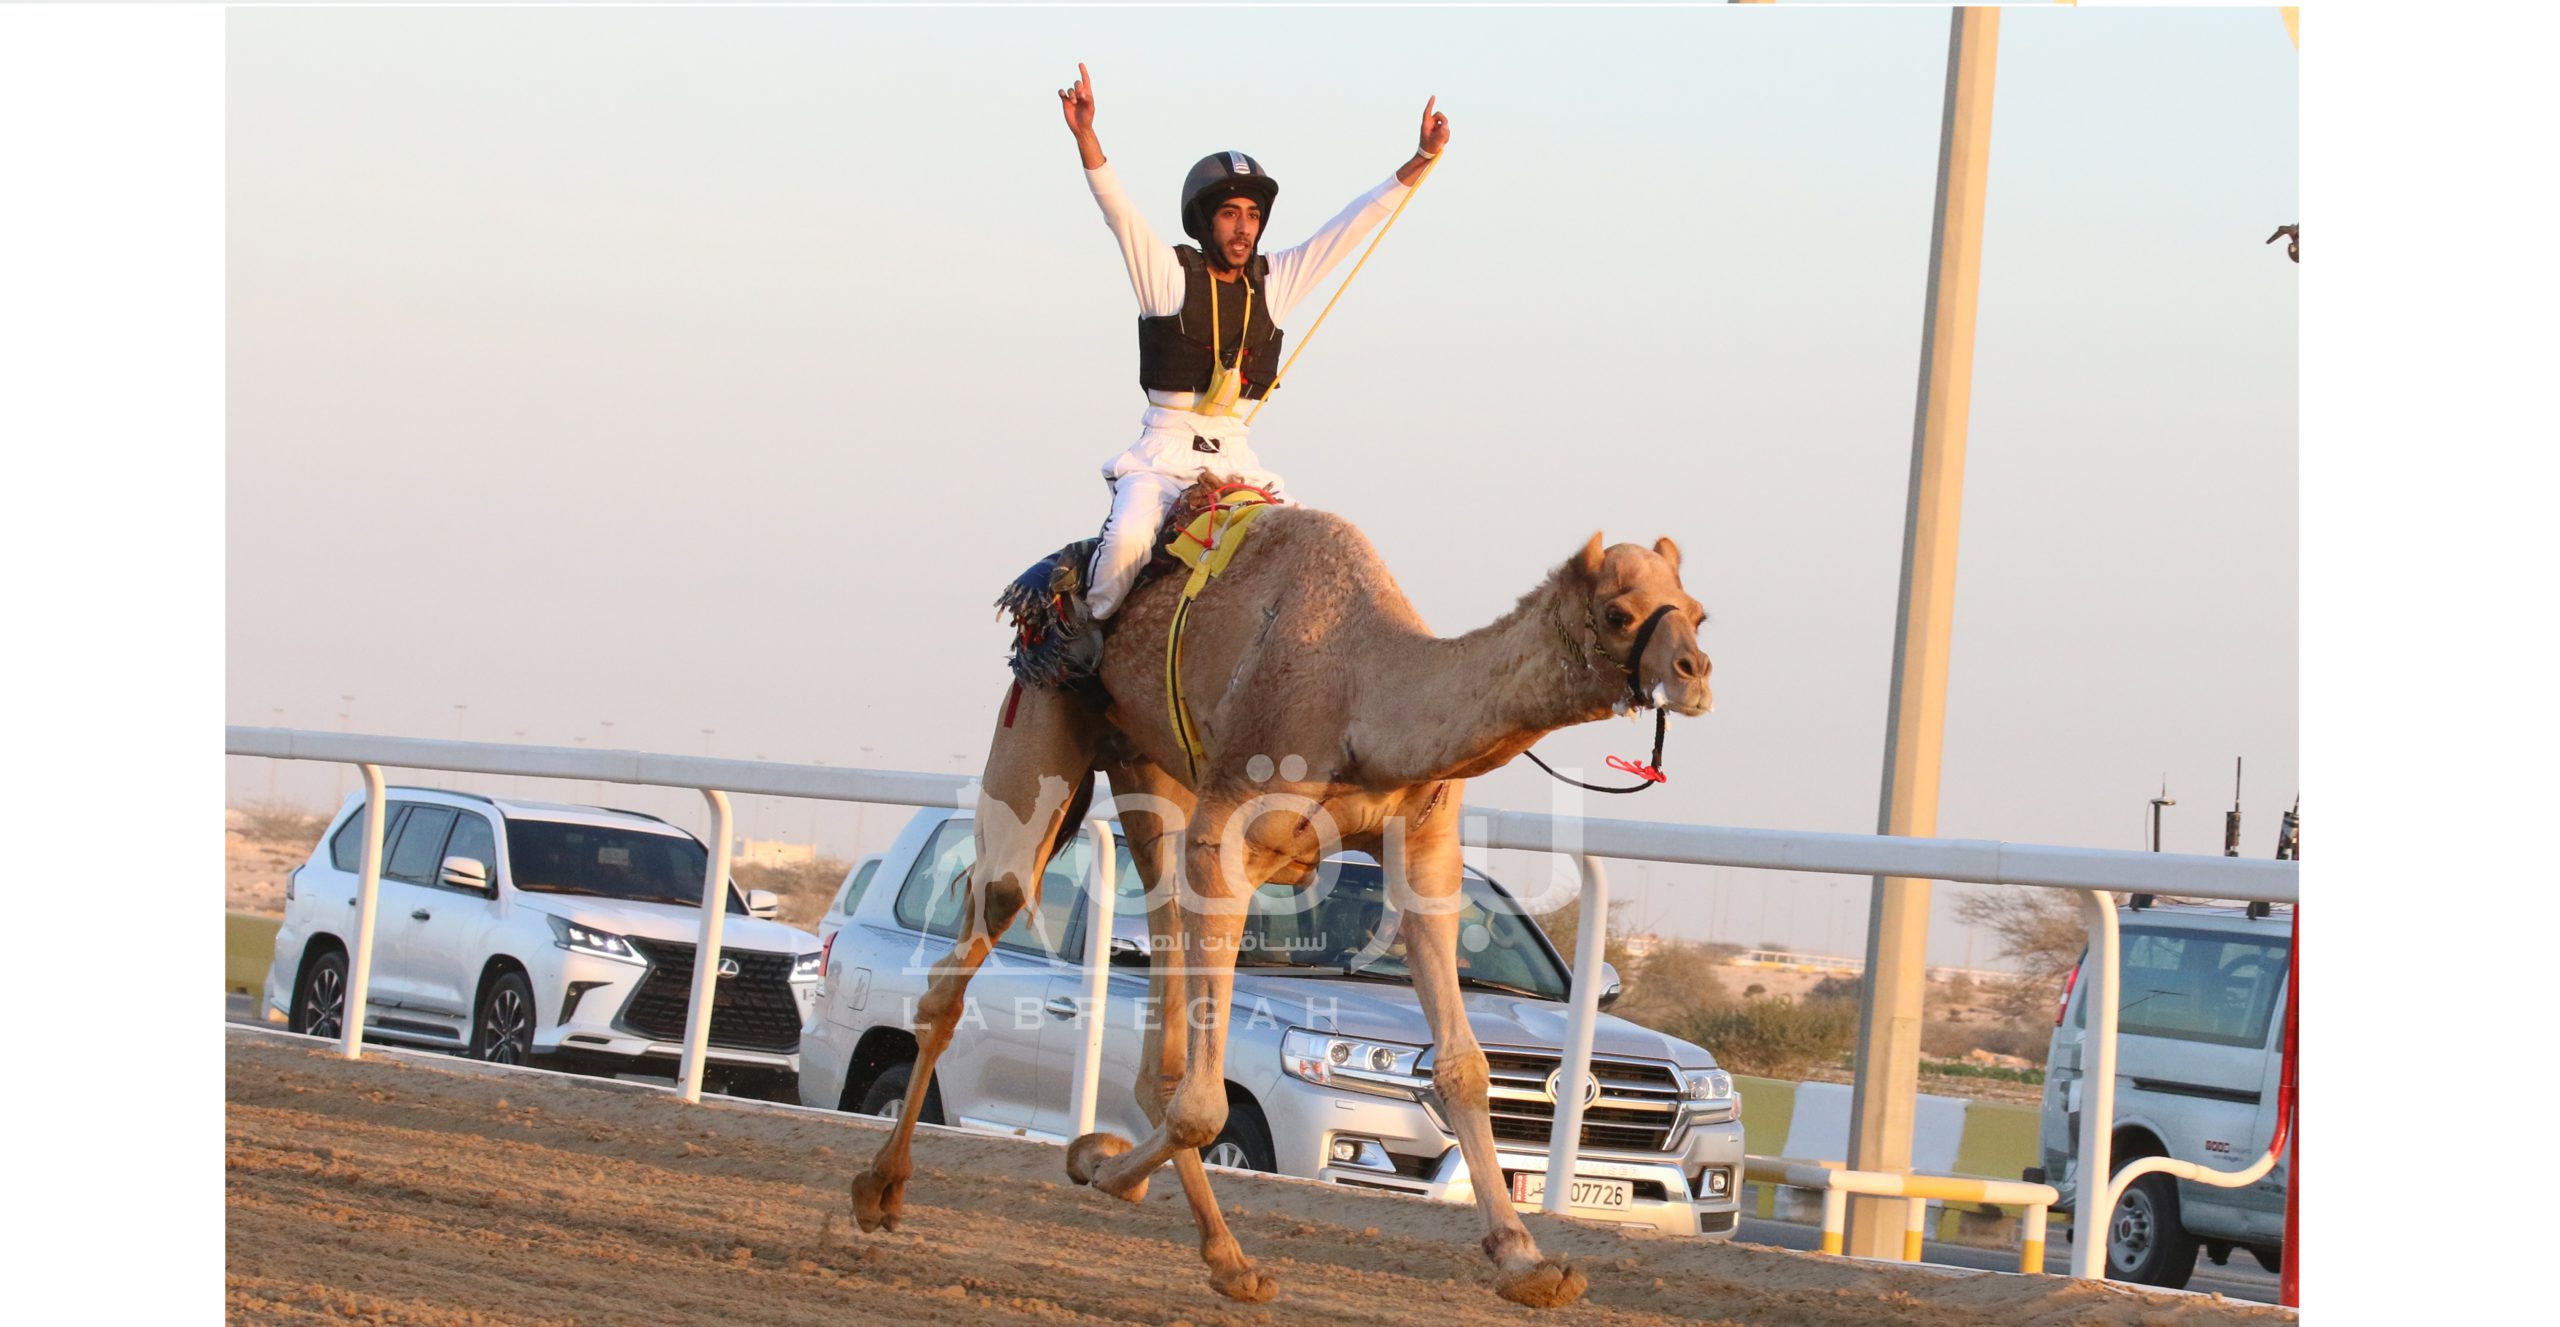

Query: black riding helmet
left=1179, top=151, right=1279, bottom=246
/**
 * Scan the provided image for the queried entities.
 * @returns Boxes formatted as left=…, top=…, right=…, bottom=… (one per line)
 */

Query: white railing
left=226, top=727, right=2297, bottom=1280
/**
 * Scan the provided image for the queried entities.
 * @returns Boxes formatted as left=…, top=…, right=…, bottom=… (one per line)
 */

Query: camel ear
left=1653, top=537, right=1682, bottom=573
left=1572, top=532, right=1606, bottom=581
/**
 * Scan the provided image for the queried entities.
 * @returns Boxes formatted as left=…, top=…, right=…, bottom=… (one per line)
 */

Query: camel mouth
left=1646, top=679, right=1714, bottom=719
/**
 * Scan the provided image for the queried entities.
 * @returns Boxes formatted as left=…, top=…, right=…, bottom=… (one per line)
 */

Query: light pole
left=452, top=703, right=469, bottom=740
left=268, top=707, right=284, bottom=800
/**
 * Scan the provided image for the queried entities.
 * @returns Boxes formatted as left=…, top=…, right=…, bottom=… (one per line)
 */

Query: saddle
left=995, top=476, right=1275, bottom=696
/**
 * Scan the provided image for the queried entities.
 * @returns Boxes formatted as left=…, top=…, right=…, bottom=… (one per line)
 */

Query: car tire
left=291, top=948, right=349, bottom=1040
left=470, top=970, right=537, bottom=1066
left=2106, top=1167, right=2201, bottom=1289
left=1201, top=1099, right=1277, bottom=1173
left=857, top=1061, right=945, bottom=1125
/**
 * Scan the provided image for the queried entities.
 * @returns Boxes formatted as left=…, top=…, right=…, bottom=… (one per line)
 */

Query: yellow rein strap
left=1242, top=154, right=1440, bottom=426
left=1162, top=488, right=1278, bottom=782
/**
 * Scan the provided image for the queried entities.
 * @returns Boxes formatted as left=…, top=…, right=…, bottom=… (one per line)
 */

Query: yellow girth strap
left=1163, top=486, right=1278, bottom=783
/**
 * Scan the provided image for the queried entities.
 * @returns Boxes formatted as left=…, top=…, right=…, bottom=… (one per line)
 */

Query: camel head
left=1567, top=532, right=1714, bottom=717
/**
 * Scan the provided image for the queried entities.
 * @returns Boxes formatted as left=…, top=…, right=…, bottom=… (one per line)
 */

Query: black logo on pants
left=1191, top=435, right=1222, bottom=455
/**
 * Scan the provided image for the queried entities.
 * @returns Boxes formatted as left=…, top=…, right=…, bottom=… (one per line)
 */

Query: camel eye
left=1605, top=606, right=1635, bottom=632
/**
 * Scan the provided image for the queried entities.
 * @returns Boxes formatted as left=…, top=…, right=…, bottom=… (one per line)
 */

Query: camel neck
left=1353, top=570, right=1625, bottom=785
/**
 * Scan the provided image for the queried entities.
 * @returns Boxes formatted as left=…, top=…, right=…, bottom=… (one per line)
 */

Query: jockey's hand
left=1417, top=95, right=1451, bottom=157
left=1058, top=63, right=1097, bottom=138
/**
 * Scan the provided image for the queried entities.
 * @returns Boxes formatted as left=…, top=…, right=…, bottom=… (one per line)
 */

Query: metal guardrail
left=226, top=727, right=2298, bottom=1279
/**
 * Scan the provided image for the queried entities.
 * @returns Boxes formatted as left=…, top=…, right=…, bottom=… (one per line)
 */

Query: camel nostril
left=1674, top=654, right=1700, bottom=680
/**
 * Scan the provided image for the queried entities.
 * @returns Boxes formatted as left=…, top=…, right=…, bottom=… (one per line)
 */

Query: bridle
left=1523, top=603, right=1680, bottom=795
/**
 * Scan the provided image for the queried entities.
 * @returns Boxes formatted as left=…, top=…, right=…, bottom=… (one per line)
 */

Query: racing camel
left=848, top=484, right=1714, bottom=1308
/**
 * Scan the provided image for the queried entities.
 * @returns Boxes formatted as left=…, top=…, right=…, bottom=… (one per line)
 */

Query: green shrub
left=1672, top=995, right=1859, bottom=1080
left=1919, top=1060, right=2045, bottom=1086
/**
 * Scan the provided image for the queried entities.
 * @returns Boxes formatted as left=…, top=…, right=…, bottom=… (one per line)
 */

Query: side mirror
left=1597, top=961, right=1624, bottom=1010
left=746, top=888, right=781, bottom=921
left=440, top=855, right=492, bottom=895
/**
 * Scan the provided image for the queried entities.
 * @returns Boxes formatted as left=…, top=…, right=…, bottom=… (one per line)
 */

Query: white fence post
left=2070, top=889, right=2122, bottom=1279
left=677, top=788, right=735, bottom=1103
left=339, top=763, right=388, bottom=1060
left=1540, top=854, right=1609, bottom=1216
left=1073, top=817, right=1118, bottom=1138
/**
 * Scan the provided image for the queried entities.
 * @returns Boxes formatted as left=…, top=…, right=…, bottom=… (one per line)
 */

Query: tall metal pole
left=1847, top=3, right=1999, bottom=1259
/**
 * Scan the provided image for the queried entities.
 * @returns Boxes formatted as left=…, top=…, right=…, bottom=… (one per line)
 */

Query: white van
left=2036, top=903, right=2292, bottom=1287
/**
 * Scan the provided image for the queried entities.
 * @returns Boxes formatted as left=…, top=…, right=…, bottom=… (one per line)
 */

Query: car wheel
left=857, top=1061, right=944, bottom=1125
left=2106, top=1168, right=2201, bottom=1288
left=291, top=948, right=349, bottom=1040
left=470, top=971, right=537, bottom=1066
left=1201, top=1100, right=1276, bottom=1173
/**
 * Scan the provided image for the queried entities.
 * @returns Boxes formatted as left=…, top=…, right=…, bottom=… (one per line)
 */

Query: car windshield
left=1216, top=862, right=1572, bottom=1000
left=505, top=820, right=742, bottom=913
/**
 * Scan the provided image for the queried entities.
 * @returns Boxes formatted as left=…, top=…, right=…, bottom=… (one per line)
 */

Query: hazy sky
left=225, top=4, right=2298, bottom=969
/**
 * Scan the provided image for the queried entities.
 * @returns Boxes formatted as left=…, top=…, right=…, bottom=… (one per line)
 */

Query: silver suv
left=2039, top=902, right=2293, bottom=1287
left=263, top=788, right=823, bottom=1095
left=802, top=808, right=1747, bottom=1237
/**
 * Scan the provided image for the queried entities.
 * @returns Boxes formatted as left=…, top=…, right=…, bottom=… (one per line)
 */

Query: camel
left=847, top=482, right=1714, bottom=1308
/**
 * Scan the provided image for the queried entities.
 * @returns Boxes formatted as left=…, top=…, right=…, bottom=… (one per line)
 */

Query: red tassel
left=1606, top=755, right=1667, bottom=784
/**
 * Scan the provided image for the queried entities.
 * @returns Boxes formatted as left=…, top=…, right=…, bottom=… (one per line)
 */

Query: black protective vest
left=1136, top=246, right=1285, bottom=400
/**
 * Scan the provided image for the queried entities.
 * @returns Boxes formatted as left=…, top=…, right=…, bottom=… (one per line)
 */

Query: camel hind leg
left=850, top=683, right=1101, bottom=1232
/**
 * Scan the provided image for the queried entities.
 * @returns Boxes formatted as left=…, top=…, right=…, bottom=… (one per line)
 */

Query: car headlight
left=792, top=950, right=823, bottom=982
left=547, top=914, right=644, bottom=964
left=1280, top=1028, right=1428, bottom=1099
left=1681, top=1067, right=1737, bottom=1110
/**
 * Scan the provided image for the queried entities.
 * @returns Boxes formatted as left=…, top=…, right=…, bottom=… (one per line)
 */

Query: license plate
left=1510, top=1172, right=1632, bottom=1212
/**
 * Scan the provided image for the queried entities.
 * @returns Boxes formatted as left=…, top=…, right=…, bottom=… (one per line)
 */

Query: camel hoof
left=1494, top=1259, right=1587, bottom=1309
left=1065, top=1131, right=1148, bottom=1202
left=1210, top=1264, right=1279, bottom=1304
left=849, top=1169, right=904, bottom=1233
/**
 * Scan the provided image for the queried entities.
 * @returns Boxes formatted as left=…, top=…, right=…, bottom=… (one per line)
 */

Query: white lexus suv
left=262, top=788, right=823, bottom=1096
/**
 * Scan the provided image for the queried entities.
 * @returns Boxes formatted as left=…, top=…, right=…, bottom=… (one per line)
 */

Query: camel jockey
left=1057, top=64, right=1451, bottom=619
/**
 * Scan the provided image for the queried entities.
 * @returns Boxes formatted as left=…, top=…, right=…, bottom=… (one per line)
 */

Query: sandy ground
left=226, top=1034, right=2286, bottom=1327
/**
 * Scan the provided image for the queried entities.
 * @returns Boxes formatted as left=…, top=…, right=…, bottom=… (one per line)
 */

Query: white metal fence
left=226, top=726, right=2297, bottom=1283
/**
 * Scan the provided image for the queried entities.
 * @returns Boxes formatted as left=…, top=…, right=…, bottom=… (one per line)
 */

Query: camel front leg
left=852, top=685, right=1094, bottom=1231
left=1387, top=812, right=1589, bottom=1308
left=1068, top=795, right=1277, bottom=1303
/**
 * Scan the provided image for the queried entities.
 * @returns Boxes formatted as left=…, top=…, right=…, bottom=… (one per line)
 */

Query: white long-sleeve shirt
left=1086, top=162, right=1410, bottom=415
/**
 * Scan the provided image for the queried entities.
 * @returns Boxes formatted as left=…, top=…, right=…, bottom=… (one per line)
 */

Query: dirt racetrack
left=226, top=1033, right=2288, bottom=1326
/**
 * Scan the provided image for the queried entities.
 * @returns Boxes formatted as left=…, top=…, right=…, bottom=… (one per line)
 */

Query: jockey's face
left=1207, top=198, right=1262, bottom=273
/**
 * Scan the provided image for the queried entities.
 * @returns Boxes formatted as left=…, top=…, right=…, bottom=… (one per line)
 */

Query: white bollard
left=340, top=764, right=388, bottom=1060
left=1541, top=855, right=1609, bottom=1217
left=677, top=789, right=736, bottom=1102
left=1072, top=818, right=1117, bottom=1137
left=2071, top=890, right=2121, bottom=1279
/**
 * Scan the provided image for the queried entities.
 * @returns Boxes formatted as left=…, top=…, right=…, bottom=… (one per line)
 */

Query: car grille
left=619, top=937, right=802, bottom=1053
left=1478, top=1047, right=1683, bottom=1155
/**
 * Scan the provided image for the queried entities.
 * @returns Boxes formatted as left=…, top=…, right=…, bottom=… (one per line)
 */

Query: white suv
left=262, top=788, right=823, bottom=1096
left=2038, top=902, right=2293, bottom=1287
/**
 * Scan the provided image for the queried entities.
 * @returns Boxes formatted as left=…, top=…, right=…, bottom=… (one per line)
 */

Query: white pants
left=1087, top=415, right=1288, bottom=619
